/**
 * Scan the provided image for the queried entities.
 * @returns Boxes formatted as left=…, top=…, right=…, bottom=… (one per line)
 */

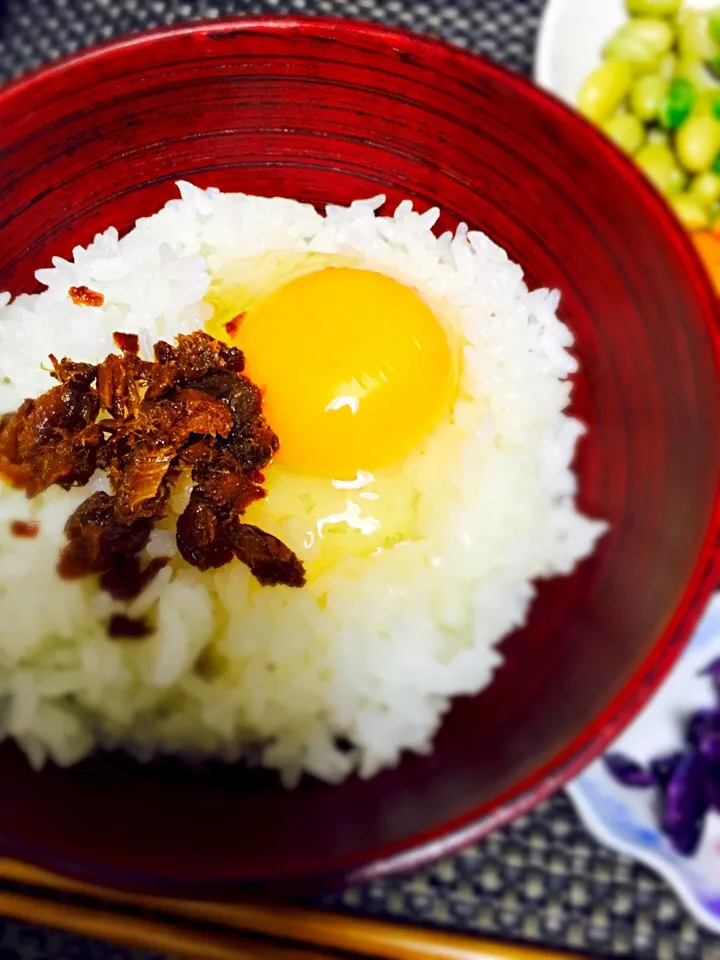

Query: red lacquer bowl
left=1, top=17, right=720, bottom=895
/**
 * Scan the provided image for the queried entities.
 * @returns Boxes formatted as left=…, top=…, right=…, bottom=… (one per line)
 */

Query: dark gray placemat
left=327, top=793, right=720, bottom=959
left=0, top=0, right=545, bottom=81
left=1, top=2, right=718, bottom=958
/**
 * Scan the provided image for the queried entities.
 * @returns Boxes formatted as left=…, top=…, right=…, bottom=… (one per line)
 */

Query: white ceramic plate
left=535, top=0, right=717, bottom=104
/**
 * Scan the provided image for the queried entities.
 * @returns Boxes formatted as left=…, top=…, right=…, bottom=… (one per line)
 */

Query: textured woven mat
left=1, top=1, right=718, bottom=958
left=0, top=0, right=545, bottom=80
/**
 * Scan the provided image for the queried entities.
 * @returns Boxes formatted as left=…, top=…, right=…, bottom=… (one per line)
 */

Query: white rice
left=0, top=183, right=605, bottom=785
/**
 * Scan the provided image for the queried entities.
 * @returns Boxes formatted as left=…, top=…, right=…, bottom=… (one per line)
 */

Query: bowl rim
left=2, top=14, right=720, bottom=892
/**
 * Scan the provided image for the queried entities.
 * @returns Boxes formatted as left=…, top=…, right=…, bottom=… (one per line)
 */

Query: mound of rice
left=0, top=183, right=605, bottom=785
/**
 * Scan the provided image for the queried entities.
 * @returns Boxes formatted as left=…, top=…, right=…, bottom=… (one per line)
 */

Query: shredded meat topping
left=100, top=555, right=169, bottom=602
left=0, top=330, right=306, bottom=636
left=108, top=614, right=152, bottom=640
left=113, top=332, right=140, bottom=355
left=57, top=491, right=154, bottom=581
left=10, top=519, right=40, bottom=538
left=0, top=381, right=102, bottom=497
left=69, top=286, right=104, bottom=307
left=224, top=313, right=245, bottom=340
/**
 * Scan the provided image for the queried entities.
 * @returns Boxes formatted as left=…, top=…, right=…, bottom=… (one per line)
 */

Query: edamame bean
left=604, top=18, right=675, bottom=69
left=674, top=57, right=715, bottom=91
left=670, top=193, right=710, bottom=228
left=631, top=73, right=668, bottom=121
left=579, top=2, right=720, bottom=221
left=676, top=115, right=720, bottom=171
left=636, top=141, right=685, bottom=193
left=659, top=77, right=696, bottom=128
left=690, top=171, right=720, bottom=206
left=679, top=10, right=718, bottom=63
left=626, top=0, right=681, bottom=14
left=602, top=113, right=646, bottom=154
left=709, top=8, right=720, bottom=44
left=691, top=90, right=717, bottom=116
left=659, top=53, right=676, bottom=80
left=710, top=54, right=720, bottom=79
left=578, top=62, right=634, bottom=122
left=668, top=165, right=688, bottom=195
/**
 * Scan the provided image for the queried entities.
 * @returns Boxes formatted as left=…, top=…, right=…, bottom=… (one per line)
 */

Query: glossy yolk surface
left=231, top=267, right=457, bottom=479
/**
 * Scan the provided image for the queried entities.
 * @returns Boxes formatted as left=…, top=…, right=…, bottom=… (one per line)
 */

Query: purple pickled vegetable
left=662, top=752, right=709, bottom=856
left=650, top=751, right=683, bottom=788
left=604, top=752, right=654, bottom=787
left=698, top=711, right=720, bottom=761
left=701, top=657, right=720, bottom=682
left=686, top=709, right=714, bottom=748
left=685, top=708, right=720, bottom=759
left=602, top=653, right=720, bottom=858
left=705, top=763, right=720, bottom=812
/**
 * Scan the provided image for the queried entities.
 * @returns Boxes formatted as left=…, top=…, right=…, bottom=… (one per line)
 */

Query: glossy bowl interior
left=1, top=17, right=720, bottom=895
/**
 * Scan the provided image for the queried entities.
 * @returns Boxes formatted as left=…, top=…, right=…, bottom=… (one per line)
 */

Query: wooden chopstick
left=0, top=859, right=582, bottom=960
left=0, top=888, right=334, bottom=960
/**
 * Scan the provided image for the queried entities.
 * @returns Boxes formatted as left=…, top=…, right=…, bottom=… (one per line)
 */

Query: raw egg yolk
left=232, top=267, right=456, bottom=479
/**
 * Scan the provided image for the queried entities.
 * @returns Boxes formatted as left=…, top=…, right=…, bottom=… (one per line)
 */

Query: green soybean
left=694, top=90, right=720, bottom=120
left=709, top=54, right=720, bottom=78
left=659, top=77, right=696, bottom=128
left=690, top=171, right=720, bottom=206
left=709, top=8, right=720, bottom=44
left=658, top=53, right=677, bottom=80
left=667, top=165, right=689, bottom=195
left=604, top=18, right=675, bottom=70
left=691, top=89, right=718, bottom=116
left=636, top=141, right=685, bottom=194
left=579, top=2, right=720, bottom=214
left=578, top=62, right=634, bottom=122
left=669, top=192, right=710, bottom=228
left=678, top=10, right=718, bottom=62
left=602, top=113, right=646, bottom=154
left=674, top=57, right=715, bottom=92
left=626, top=0, right=681, bottom=14
left=676, top=115, right=720, bottom=171
left=631, top=73, right=668, bottom=121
